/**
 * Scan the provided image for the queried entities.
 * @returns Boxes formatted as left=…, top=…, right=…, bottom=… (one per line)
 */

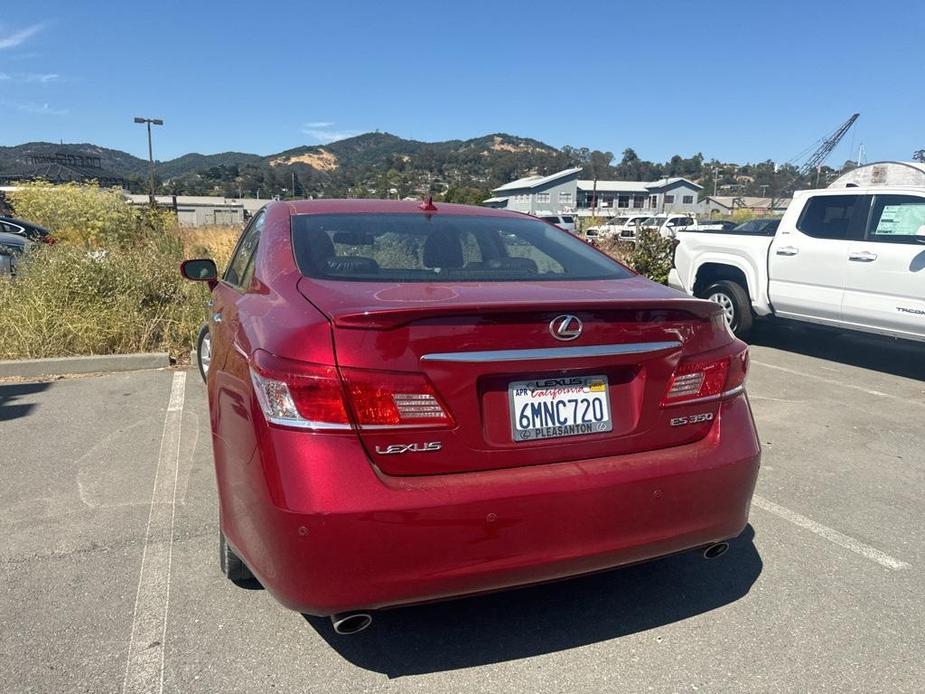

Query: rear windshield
left=291, top=213, right=631, bottom=282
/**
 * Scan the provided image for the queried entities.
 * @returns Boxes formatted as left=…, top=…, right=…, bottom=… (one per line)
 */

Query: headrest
left=422, top=229, right=464, bottom=269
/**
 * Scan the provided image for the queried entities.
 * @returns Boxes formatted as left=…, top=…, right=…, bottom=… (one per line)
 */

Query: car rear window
left=291, top=213, right=631, bottom=282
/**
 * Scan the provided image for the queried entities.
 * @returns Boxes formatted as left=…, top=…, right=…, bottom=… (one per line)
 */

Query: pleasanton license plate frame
left=508, top=374, right=612, bottom=442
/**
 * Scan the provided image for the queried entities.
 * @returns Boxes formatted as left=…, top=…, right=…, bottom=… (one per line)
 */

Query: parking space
left=1, top=324, right=922, bottom=693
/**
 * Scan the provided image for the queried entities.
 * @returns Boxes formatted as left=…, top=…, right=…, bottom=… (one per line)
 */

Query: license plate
left=509, top=375, right=612, bottom=442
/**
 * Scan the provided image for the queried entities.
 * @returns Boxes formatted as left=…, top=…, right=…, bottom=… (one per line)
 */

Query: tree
left=588, top=150, right=614, bottom=180
left=914, top=150, right=925, bottom=163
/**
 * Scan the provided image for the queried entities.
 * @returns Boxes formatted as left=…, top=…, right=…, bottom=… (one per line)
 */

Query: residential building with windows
left=484, top=167, right=704, bottom=216
left=482, top=167, right=583, bottom=214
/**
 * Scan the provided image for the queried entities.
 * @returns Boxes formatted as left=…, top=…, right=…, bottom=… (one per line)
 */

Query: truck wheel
left=220, top=530, right=255, bottom=584
left=704, top=280, right=753, bottom=338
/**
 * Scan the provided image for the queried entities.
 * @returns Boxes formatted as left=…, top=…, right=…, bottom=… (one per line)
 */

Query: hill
left=1, top=132, right=833, bottom=201
left=156, top=152, right=264, bottom=180
left=0, top=141, right=150, bottom=177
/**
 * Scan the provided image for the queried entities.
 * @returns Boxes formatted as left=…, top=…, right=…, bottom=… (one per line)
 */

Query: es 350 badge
left=670, top=412, right=714, bottom=427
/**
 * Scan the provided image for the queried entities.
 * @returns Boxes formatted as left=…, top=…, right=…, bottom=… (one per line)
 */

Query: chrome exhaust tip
left=703, top=542, right=730, bottom=559
left=330, top=612, right=373, bottom=635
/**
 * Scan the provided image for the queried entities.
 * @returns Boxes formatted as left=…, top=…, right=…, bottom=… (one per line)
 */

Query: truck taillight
left=249, top=351, right=453, bottom=430
left=661, top=345, right=748, bottom=406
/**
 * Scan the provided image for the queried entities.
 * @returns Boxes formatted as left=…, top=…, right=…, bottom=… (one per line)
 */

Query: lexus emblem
left=549, top=314, right=583, bottom=341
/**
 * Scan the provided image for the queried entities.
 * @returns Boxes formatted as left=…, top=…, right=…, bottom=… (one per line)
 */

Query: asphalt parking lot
left=2, top=323, right=923, bottom=693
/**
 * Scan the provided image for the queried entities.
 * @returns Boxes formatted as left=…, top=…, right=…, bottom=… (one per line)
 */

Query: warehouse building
left=124, top=194, right=266, bottom=226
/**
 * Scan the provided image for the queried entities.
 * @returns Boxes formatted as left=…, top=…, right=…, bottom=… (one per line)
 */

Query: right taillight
left=249, top=350, right=453, bottom=431
left=661, top=344, right=748, bottom=407
left=341, top=368, right=454, bottom=428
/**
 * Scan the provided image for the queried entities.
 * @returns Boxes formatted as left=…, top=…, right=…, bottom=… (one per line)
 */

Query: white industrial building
left=124, top=194, right=267, bottom=226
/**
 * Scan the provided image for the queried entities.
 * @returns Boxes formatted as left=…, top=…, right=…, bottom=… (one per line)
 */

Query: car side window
left=867, top=195, right=925, bottom=244
left=223, top=211, right=265, bottom=289
left=797, top=195, right=870, bottom=240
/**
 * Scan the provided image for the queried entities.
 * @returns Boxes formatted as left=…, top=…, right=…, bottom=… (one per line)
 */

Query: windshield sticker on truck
left=875, top=204, right=925, bottom=236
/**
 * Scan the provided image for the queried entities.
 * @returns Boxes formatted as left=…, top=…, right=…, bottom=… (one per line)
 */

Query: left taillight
left=661, top=344, right=748, bottom=407
left=250, top=350, right=351, bottom=430
left=249, top=350, right=454, bottom=430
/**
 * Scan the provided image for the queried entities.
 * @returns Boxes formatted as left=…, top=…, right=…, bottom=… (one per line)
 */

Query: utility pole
left=134, top=116, right=164, bottom=206
left=291, top=171, right=296, bottom=198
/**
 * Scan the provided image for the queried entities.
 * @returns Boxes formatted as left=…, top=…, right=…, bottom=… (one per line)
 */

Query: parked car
left=0, top=216, right=55, bottom=244
left=669, top=188, right=925, bottom=340
left=639, top=214, right=698, bottom=239
left=685, top=219, right=740, bottom=232
left=538, top=214, right=576, bottom=233
left=0, top=230, right=30, bottom=276
left=586, top=215, right=651, bottom=241
left=181, top=199, right=759, bottom=634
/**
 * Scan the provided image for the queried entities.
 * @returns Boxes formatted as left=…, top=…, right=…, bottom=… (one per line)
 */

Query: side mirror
left=916, top=225, right=925, bottom=244
left=180, top=258, right=218, bottom=288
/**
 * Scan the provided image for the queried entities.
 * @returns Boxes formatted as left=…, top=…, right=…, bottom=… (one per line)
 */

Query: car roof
left=280, top=198, right=525, bottom=219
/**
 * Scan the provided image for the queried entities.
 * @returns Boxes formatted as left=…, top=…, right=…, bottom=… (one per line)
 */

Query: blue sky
left=1, top=0, right=923, bottom=165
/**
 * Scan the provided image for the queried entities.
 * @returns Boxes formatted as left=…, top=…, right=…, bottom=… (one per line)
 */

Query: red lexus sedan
left=181, top=199, right=760, bottom=635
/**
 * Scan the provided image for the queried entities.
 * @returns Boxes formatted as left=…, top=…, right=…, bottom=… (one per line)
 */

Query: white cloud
left=25, top=72, right=59, bottom=83
left=0, top=23, right=45, bottom=50
left=301, top=121, right=361, bottom=143
left=0, top=72, right=63, bottom=84
left=7, top=101, right=68, bottom=116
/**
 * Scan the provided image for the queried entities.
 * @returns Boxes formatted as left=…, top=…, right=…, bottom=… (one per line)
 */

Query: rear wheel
left=196, top=324, right=211, bottom=383
left=219, top=530, right=254, bottom=584
left=704, top=280, right=753, bottom=338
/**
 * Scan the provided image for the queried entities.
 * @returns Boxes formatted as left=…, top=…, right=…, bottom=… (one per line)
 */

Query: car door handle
left=775, top=246, right=799, bottom=256
left=211, top=311, right=223, bottom=323
left=848, top=251, right=878, bottom=262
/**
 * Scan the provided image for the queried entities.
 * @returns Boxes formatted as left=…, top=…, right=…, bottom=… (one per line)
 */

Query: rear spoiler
left=330, top=298, right=721, bottom=329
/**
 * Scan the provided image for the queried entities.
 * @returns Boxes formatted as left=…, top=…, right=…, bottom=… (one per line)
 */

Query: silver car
left=0, top=231, right=30, bottom=276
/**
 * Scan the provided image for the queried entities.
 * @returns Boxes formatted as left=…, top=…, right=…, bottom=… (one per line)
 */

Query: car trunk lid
left=298, top=276, right=730, bottom=475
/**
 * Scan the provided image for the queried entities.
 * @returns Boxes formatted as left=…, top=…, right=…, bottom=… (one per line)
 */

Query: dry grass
left=174, top=224, right=241, bottom=271
left=0, top=225, right=245, bottom=363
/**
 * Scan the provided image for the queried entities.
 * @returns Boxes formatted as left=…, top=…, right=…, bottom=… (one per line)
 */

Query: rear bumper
left=227, top=394, right=760, bottom=616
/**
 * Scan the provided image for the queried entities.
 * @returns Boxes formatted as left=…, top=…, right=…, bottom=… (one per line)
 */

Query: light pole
left=134, top=116, right=164, bottom=206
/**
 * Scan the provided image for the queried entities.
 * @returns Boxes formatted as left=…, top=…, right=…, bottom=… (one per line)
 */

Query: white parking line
left=122, top=371, right=186, bottom=694
left=752, top=495, right=909, bottom=571
left=750, top=360, right=924, bottom=407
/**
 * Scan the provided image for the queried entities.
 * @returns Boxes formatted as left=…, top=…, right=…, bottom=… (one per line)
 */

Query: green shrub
left=0, top=237, right=210, bottom=360
left=628, top=228, right=675, bottom=285
left=7, top=180, right=175, bottom=247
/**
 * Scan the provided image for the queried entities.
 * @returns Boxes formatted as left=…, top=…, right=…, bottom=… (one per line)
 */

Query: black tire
left=703, top=280, right=753, bottom=338
left=196, top=323, right=211, bottom=384
left=219, top=530, right=254, bottom=584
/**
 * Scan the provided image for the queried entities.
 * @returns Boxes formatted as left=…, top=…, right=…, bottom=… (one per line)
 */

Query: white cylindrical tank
left=829, top=161, right=925, bottom=188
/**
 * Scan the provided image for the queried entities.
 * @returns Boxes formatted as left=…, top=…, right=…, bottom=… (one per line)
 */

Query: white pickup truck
left=668, top=187, right=925, bottom=342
